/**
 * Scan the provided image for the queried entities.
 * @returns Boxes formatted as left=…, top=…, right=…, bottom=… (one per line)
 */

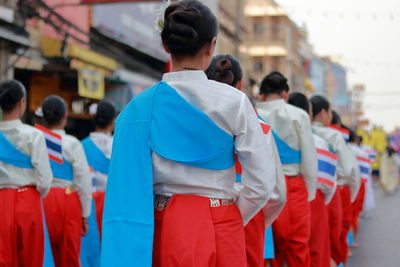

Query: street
left=348, top=186, right=400, bottom=267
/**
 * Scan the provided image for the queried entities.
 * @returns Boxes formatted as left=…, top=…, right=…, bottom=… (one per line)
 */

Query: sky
left=275, top=0, right=400, bottom=132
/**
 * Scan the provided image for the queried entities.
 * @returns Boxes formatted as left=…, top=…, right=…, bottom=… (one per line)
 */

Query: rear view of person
left=256, top=72, right=318, bottom=267
left=0, top=80, right=53, bottom=266
left=38, top=95, right=92, bottom=267
left=206, top=55, right=286, bottom=267
left=288, top=92, right=337, bottom=267
left=82, top=101, right=116, bottom=234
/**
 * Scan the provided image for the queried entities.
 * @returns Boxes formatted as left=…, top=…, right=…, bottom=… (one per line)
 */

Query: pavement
left=347, top=186, right=400, bottom=267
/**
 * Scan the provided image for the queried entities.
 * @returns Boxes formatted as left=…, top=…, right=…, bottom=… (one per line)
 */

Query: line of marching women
left=0, top=79, right=115, bottom=267
left=99, top=1, right=372, bottom=266
left=0, top=1, right=375, bottom=267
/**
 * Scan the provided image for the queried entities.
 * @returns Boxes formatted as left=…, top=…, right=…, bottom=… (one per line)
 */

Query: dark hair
left=310, top=95, right=330, bottom=118
left=349, top=129, right=358, bottom=143
left=259, top=71, right=289, bottom=96
left=387, top=146, right=396, bottom=157
left=42, top=95, right=67, bottom=126
left=205, top=54, right=243, bottom=87
left=331, top=110, right=341, bottom=125
left=161, top=0, right=218, bottom=55
left=0, top=80, right=26, bottom=112
left=288, top=92, right=310, bottom=113
left=95, top=101, right=116, bottom=129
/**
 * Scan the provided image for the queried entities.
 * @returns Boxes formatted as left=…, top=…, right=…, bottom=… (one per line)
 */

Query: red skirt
left=351, top=181, right=366, bottom=236
left=309, top=190, right=330, bottom=267
left=271, top=176, right=311, bottom=267
left=245, top=210, right=265, bottom=267
left=327, top=188, right=343, bottom=265
left=43, top=188, right=82, bottom=267
left=152, top=194, right=246, bottom=267
left=0, top=186, right=44, bottom=267
left=339, top=185, right=352, bottom=264
left=93, top=191, right=105, bottom=237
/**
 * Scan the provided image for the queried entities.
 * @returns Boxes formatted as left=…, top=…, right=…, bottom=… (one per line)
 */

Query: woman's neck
left=171, top=55, right=205, bottom=72
left=265, top=94, right=284, bottom=102
left=1, top=110, right=20, bottom=121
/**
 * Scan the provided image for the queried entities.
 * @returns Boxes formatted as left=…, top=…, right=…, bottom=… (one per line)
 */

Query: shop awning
left=81, top=0, right=162, bottom=3
left=41, top=36, right=117, bottom=71
left=0, top=26, right=31, bottom=46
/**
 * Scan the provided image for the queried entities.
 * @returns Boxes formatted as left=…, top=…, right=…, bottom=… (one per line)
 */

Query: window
left=253, top=22, right=265, bottom=35
left=254, top=58, right=264, bottom=72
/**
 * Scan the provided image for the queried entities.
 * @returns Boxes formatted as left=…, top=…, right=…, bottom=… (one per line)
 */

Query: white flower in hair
left=155, top=0, right=172, bottom=33
left=35, top=107, right=44, bottom=117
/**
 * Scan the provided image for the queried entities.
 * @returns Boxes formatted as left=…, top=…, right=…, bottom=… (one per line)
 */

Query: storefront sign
left=78, top=67, right=105, bottom=100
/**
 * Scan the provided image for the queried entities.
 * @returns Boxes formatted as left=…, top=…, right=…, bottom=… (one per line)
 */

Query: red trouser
left=245, top=210, right=265, bottom=267
left=327, top=188, right=343, bottom=265
left=0, top=187, right=44, bottom=267
left=309, top=190, right=330, bottom=267
left=93, top=191, right=105, bottom=237
left=271, top=176, right=311, bottom=267
left=152, top=195, right=246, bottom=267
left=43, top=188, right=82, bottom=267
left=351, top=182, right=366, bottom=236
left=339, top=185, right=352, bottom=264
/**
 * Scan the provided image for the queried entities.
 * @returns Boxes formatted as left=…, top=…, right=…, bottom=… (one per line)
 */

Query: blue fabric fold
left=101, top=82, right=235, bottom=267
left=271, top=130, right=301, bottom=164
left=82, top=137, right=110, bottom=175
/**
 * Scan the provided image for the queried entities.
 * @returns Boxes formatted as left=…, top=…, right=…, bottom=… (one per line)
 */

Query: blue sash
left=81, top=200, right=101, bottom=267
left=0, top=132, right=33, bottom=169
left=82, top=137, right=110, bottom=175
left=264, top=226, right=275, bottom=259
left=271, top=131, right=301, bottom=164
left=101, top=82, right=235, bottom=267
left=50, top=158, right=73, bottom=181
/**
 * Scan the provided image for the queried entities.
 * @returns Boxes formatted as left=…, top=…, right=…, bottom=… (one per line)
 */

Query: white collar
left=162, top=70, right=208, bottom=83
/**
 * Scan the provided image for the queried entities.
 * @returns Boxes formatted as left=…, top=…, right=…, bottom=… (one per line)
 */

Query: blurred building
left=0, top=0, right=31, bottom=81
left=242, top=0, right=310, bottom=92
left=351, top=84, right=366, bottom=127
left=309, top=56, right=352, bottom=125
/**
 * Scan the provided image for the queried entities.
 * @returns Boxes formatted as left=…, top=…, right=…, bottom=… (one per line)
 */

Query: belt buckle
left=155, top=195, right=170, bottom=211
left=17, top=187, right=28, bottom=193
left=65, top=186, right=73, bottom=195
left=210, top=198, right=221, bottom=207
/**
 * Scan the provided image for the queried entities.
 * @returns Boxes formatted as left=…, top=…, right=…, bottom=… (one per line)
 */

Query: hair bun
left=163, top=7, right=200, bottom=50
left=216, top=59, right=232, bottom=72
left=161, top=0, right=218, bottom=55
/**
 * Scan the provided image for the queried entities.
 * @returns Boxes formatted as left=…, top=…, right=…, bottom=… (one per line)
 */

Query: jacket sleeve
left=348, top=148, right=361, bottom=202
left=235, top=95, right=276, bottom=225
left=295, top=113, right=318, bottom=201
left=262, top=132, right=286, bottom=227
left=335, top=135, right=353, bottom=179
left=70, top=139, right=92, bottom=217
left=31, top=131, right=53, bottom=197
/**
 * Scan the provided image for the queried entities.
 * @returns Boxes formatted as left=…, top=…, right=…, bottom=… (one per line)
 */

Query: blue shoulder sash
left=0, top=132, right=33, bottom=169
left=101, top=82, right=235, bottom=267
left=271, top=130, right=301, bottom=164
left=82, top=137, right=110, bottom=175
